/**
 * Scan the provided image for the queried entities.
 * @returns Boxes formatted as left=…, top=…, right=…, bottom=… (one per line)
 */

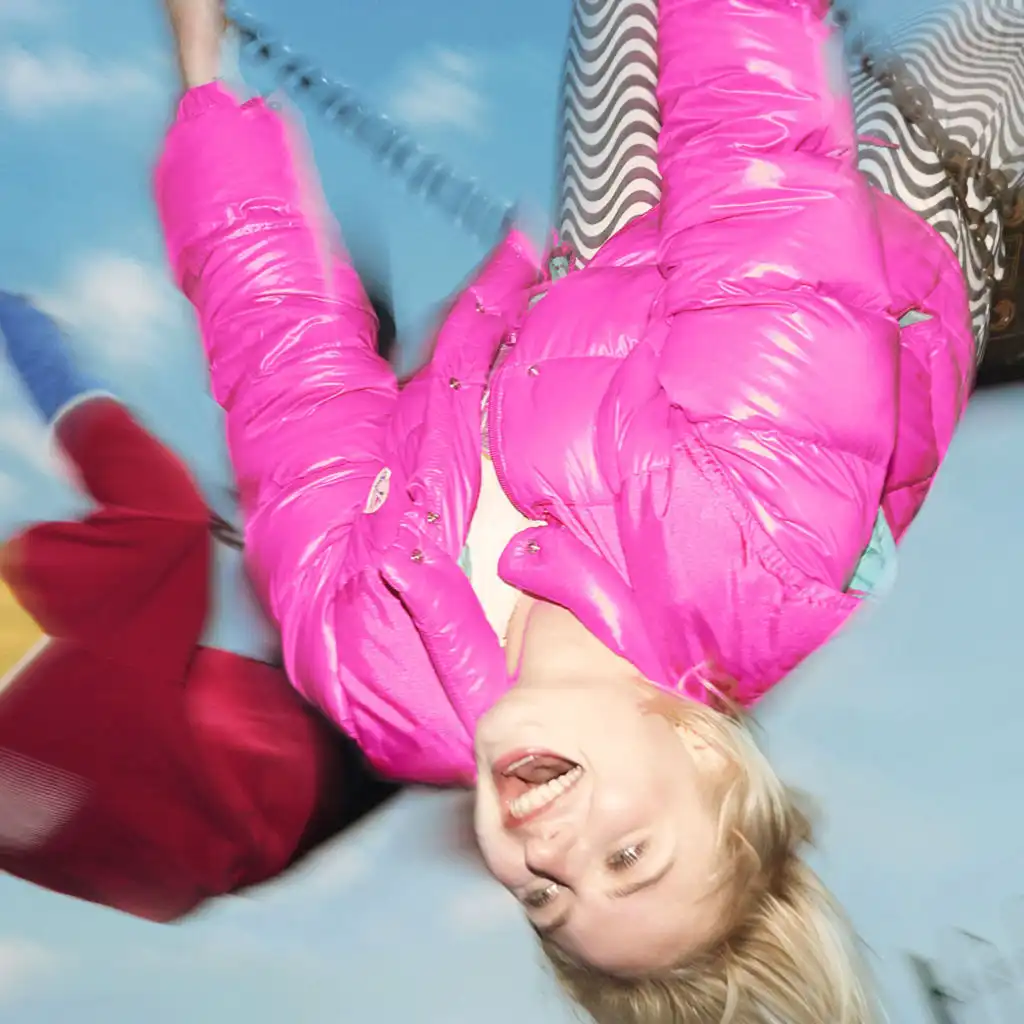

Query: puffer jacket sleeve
left=155, top=84, right=541, bottom=783
left=155, top=83, right=397, bottom=700
left=653, top=0, right=900, bottom=590
left=868, top=190, right=974, bottom=541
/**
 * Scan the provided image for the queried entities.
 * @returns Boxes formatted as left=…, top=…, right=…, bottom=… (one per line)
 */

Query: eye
left=608, top=842, right=647, bottom=871
left=522, top=882, right=560, bottom=909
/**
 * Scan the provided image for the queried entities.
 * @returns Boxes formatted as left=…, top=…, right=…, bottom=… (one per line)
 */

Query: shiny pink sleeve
left=154, top=84, right=397, bottom=720
left=155, top=85, right=542, bottom=781
left=654, top=0, right=900, bottom=590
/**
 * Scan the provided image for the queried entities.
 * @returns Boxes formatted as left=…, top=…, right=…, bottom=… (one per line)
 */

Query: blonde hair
left=540, top=697, right=881, bottom=1024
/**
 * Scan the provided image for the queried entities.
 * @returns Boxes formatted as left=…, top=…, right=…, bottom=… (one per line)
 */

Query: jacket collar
left=499, top=524, right=670, bottom=688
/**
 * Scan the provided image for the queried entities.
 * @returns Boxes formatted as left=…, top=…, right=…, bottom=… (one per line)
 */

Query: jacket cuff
left=175, top=80, right=248, bottom=122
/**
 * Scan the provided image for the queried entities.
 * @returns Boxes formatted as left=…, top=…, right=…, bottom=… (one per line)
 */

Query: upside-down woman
left=153, top=0, right=1012, bottom=1018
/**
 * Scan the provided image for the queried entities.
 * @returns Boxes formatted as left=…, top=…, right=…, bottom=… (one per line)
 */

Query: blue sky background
left=1, top=0, right=1023, bottom=1021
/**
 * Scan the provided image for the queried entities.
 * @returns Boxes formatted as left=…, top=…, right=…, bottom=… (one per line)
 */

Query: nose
left=523, top=826, right=575, bottom=878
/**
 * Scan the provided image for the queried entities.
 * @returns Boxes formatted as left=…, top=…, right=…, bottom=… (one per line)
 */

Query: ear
left=673, top=718, right=730, bottom=776
left=636, top=684, right=731, bottom=773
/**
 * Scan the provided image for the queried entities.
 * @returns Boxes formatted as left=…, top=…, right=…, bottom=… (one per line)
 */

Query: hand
left=163, top=0, right=227, bottom=89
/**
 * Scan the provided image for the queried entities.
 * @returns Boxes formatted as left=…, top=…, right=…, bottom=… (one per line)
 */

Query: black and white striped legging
left=556, top=0, right=1024, bottom=366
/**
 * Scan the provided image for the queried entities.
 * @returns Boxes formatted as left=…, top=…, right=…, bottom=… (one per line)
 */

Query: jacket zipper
left=484, top=247, right=574, bottom=522
left=485, top=363, right=535, bottom=521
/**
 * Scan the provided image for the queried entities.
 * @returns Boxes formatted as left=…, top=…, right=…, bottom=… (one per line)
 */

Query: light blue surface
left=0, top=1, right=1020, bottom=1022
left=201, top=539, right=281, bottom=662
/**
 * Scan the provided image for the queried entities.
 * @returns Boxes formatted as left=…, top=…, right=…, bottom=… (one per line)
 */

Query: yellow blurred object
left=0, top=582, right=42, bottom=676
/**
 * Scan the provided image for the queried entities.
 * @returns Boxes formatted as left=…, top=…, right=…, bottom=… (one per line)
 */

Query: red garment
left=0, top=399, right=383, bottom=922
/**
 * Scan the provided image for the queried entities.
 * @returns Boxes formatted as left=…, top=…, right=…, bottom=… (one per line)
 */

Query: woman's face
left=473, top=678, right=726, bottom=974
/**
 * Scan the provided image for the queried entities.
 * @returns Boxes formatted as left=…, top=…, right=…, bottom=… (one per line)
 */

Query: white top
left=463, top=455, right=535, bottom=640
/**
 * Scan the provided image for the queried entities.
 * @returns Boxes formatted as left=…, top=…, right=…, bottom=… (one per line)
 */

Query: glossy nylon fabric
left=156, top=0, right=974, bottom=786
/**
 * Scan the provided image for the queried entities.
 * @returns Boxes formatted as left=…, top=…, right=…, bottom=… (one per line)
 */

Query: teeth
left=508, top=766, right=583, bottom=820
left=504, top=755, right=537, bottom=774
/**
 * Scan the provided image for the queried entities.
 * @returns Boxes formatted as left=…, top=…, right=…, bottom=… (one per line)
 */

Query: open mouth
left=492, top=750, right=583, bottom=826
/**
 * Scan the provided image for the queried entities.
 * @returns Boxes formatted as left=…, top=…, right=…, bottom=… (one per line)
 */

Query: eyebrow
left=535, top=911, right=571, bottom=937
left=610, top=858, right=675, bottom=899
left=533, top=859, right=676, bottom=937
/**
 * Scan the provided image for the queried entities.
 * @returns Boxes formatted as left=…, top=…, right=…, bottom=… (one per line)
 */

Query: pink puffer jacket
left=156, top=0, right=973, bottom=785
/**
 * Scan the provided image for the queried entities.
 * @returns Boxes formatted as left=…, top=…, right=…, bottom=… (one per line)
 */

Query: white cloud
left=0, top=410, right=70, bottom=481
left=0, top=45, right=158, bottom=119
left=0, top=940, right=53, bottom=1001
left=389, top=48, right=485, bottom=134
left=0, top=378, right=76, bottom=531
left=37, top=252, right=183, bottom=367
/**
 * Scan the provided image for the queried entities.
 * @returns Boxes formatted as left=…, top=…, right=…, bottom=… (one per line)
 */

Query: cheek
left=472, top=796, right=523, bottom=886
left=474, top=831, right=524, bottom=888
left=594, top=731, right=685, bottom=802
left=591, top=771, right=666, bottom=824
left=590, top=752, right=691, bottom=831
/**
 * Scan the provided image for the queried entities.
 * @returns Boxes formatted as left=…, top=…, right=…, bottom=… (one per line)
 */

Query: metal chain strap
left=832, top=3, right=1024, bottom=290
left=226, top=5, right=1023, bottom=293
left=225, top=8, right=517, bottom=247
left=209, top=511, right=244, bottom=550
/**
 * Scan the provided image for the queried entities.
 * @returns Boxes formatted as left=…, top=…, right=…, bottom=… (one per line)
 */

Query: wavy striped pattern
left=850, top=0, right=1024, bottom=363
left=557, top=0, right=661, bottom=263
left=556, top=0, right=1023, bottom=367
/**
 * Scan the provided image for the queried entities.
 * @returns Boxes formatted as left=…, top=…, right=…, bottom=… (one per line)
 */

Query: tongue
left=510, top=755, right=577, bottom=785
